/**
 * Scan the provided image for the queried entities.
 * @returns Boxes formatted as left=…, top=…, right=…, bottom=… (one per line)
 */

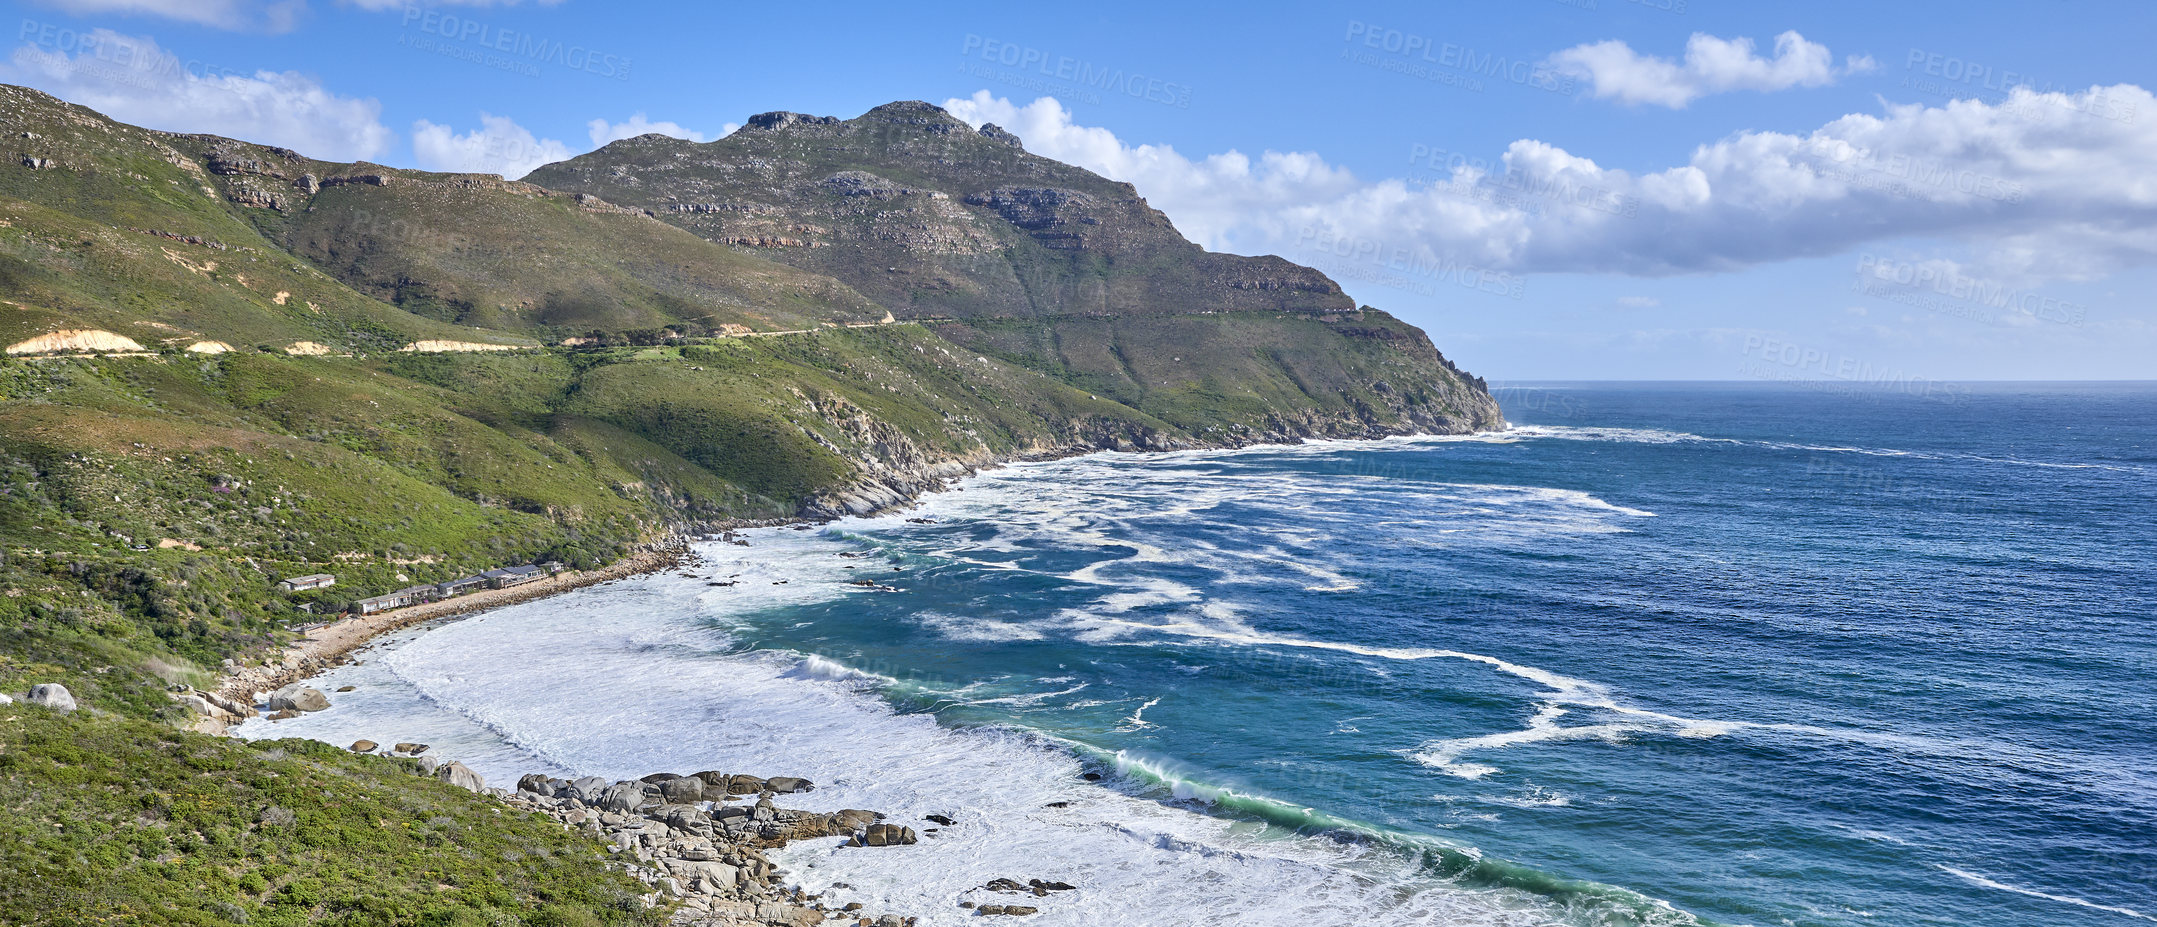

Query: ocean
left=237, top=382, right=2157, bottom=926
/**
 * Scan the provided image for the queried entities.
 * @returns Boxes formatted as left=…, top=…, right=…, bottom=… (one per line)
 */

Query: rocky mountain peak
left=744, top=111, right=841, bottom=132
left=862, top=100, right=957, bottom=120
left=977, top=123, right=1024, bottom=149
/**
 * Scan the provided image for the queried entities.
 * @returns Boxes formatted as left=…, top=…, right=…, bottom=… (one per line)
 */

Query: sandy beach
left=209, top=543, right=691, bottom=715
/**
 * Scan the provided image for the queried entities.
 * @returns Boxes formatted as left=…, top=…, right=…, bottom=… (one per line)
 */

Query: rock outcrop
left=488, top=766, right=943, bottom=926
left=434, top=761, right=487, bottom=793
left=266, top=685, right=330, bottom=713
left=26, top=683, right=74, bottom=712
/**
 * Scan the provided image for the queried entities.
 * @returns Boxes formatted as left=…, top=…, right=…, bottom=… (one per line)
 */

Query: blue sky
left=5, top=0, right=2153, bottom=381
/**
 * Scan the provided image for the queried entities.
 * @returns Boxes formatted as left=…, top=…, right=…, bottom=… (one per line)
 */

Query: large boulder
left=661, top=804, right=708, bottom=832
left=659, top=775, right=705, bottom=804
left=199, top=690, right=253, bottom=718
left=725, top=774, right=767, bottom=795
left=764, top=776, right=813, bottom=794
left=266, top=685, right=329, bottom=712
left=568, top=775, right=608, bottom=803
left=861, top=823, right=917, bottom=847
left=176, top=693, right=228, bottom=720
left=517, top=773, right=555, bottom=796
left=686, top=861, right=737, bottom=891
left=27, top=684, right=75, bottom=712
left=598, top=782, right=644, bottom=813
left=434, top=761, right=486, bottom=793
left=754, top=903, right=822, bottom=927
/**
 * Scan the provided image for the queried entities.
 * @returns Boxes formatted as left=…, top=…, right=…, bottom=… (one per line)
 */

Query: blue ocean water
left=248, top=382, right=2157, bottom=926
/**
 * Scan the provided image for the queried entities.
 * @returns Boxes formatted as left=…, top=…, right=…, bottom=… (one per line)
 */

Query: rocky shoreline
left=384, top=757, right=1071, bottom=926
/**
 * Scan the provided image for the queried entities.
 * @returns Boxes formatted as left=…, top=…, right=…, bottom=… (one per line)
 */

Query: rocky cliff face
left=524, top=101, right=1355, bottom=322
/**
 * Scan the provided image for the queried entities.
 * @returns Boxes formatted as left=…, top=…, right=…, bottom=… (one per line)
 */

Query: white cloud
left=411, top=112, right=572, bottom=179
left=4, top=29, right=389, bottom=160
left=944, top=86, right=2157, bottom=283
left=585, top=113, right=731, bottom=148
left=944, top=92, right=1366, bottom=251
left=1544, top=31, right=1872, bottom=108
left=25, top=0, right=304, bottom=32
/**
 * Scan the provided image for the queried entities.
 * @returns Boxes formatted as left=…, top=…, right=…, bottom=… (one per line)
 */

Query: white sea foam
left=1508, top=424, right=2151, bottom=473
left=1937, top=866, right=2156, bottom=922
left=916, top=611, right=1050, bottom=642
left=1489, top=785, right=1573, bottom=808
left=956, top=681, right=1090, bottom=708
left=1116, top=696, right=1163, bottom=732
left=1414, top=707, right=1635, bottom=780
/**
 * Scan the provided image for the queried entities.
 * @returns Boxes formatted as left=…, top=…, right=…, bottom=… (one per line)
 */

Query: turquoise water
left=251, top=382, right=2157, bottom=925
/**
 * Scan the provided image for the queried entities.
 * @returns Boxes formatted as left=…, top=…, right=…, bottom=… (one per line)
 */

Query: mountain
left=523, top=102, right=1492, bottom=440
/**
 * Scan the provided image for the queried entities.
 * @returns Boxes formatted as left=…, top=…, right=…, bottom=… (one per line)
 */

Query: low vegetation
left=0, top=710, right=656, bottom=926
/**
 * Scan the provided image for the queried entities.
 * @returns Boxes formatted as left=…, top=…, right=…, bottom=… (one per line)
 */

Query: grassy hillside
left=0, top=87, right=497, bottom=354
left=256, top=168, right=888, bottom=338
left=0, top=710, right=654, bottom=927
